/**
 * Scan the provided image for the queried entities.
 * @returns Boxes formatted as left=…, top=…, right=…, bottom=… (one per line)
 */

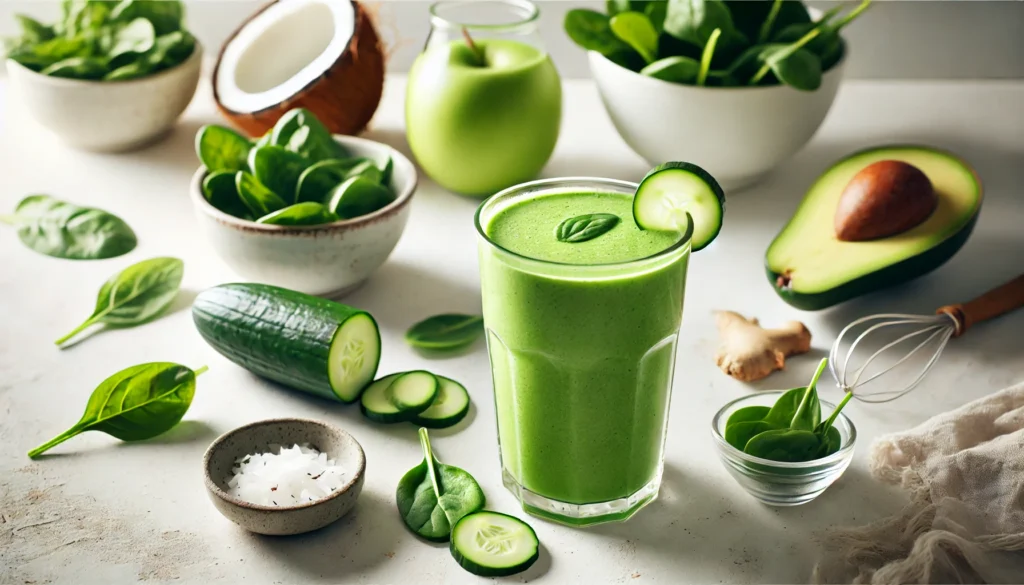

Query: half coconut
left=214, top=0, right=384, bottom=137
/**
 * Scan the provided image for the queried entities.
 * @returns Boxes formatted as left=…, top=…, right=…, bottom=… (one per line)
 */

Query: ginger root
left=714, top=311, right=812, bottom=382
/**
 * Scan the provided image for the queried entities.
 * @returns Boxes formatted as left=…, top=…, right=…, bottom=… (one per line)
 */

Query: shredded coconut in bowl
left=225, top=443, right=351, bottom=506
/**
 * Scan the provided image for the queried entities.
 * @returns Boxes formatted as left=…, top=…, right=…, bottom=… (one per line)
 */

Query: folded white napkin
left=813, top=382, right=1024, bottom=584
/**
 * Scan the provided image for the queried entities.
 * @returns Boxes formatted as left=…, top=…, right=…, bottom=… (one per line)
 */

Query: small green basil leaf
left=724, top=405, right=770, bottom=428
left=405, top=314, right=484, bottom=350
left=256, top=202, right=339, bottom=226
left=743, top=429, right=821, bottom=462
left=556, top=213, right=620, bottom=243
left=196, top=125, right=251, bottom=173
left=634, top=54, right=700, bottom=81
left=609, top=11, right=659, bottom=63
left=202, top=171, right=251, bottom=219
left=327, top=176, right=395, bottom=219
left=27, top=362, right=202, bottom=458
left=55, top=257, right=184, bottom=347
left=235, top=172, right=288, bottom=218
left=3, top=194, right=137, bottom=260
left=724, top=421, right=780, bottom=451
left=250, top=145, right=311, bottom=204
left=109, top=17, right=155, bottom=58
left=564, top=9, right=631, bottom=55
left=396, top=428, right=485, bottom=541
left=39, top=56, right=108, bottom=79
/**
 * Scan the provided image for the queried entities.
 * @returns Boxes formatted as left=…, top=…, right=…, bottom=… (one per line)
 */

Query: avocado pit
left=834, top=160, right=936, bottom=241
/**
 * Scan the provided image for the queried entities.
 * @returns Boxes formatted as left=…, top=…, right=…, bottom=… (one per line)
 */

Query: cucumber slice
left=450, top=511, right=539, bottom=577
left=413, top=376, right=470, bottom=429
left=359, top=373, right=406, bottom=423
left=386, top=371, right=439, bottom=414
left=633, top=161, right=725, bottom=251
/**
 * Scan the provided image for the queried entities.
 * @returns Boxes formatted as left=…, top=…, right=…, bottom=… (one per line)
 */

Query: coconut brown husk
left=213, top=0, right=385, bottom=137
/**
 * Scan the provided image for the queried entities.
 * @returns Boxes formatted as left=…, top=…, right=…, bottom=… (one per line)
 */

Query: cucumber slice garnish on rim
left=450, top=511, right=539, bottom=577
left=633, top=161, right=725, bottom=251
left=412, top=376, right=471, bottom=429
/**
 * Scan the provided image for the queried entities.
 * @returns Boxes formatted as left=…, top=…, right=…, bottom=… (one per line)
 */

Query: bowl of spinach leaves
left=567, top=0, right=870, bottom=190
left=190, top=108, right=417, bottom=297
left=4, top=0, right=201, bottom=151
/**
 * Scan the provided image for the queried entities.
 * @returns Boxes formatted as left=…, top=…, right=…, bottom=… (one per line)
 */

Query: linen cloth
left=813, top=381, right=1024, bottom=584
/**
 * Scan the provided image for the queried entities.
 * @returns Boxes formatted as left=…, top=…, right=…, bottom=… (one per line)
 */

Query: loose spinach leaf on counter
left=396, top=428, right=486, bottom=541
left=0, top=195, right=137, bottom=260
left=556, top=213, right=620, bottom=243
left=27, top=362, right=205, bottom=458
left=405, top=314, right=485, bottom=351
left=55, top=257, right=184, bottom=347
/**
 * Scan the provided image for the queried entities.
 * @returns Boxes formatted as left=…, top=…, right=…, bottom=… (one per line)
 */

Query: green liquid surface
left=485, top=190, right=681, bottom=264
left=480, top=189, right=688, bottom=511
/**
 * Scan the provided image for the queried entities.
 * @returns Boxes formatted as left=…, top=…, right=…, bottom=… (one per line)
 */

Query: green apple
left=406, top=38, right=562, bottom=197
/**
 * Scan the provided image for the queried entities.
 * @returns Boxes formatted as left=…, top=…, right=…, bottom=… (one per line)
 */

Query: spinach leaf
left=27, top=362, right=205, bottom=458
left=663, top=0, right=747, bottom=55
left=380, top=156, right=394, bottom=186
left=110, top=0, right=184, bottom=36
left=55, top=257, right=184, bottom=346
left=743, top=428, right=820, bottom=462
left=640, top=55, right=700, bottom=82
left=696, top=27, right=721, bottom=85
left=327, top=176, right=395, bottom=219
left=747, top=28, right=823, bottom=90
left=1, top=194, right=137, bottom=260
left=564, top=9, right=630, bottom=55
left=609, top=11, right=659, bottom=63
left=236, top=172, right=288, bottom=218
left=295, top=159, right=359, bottom=203
left=202, top=171, right=251, bottom=219
left=396, top=428, right=485, bottom=541
left=196, top=125, right=251, bottom=173
left=256, top=202, right=339, bottom=226
left=14, top=15, right=55, bottom=43
left=405, top=314, right=484, bottom=351
left=814, top=388, right=853, bottom=456
left=725, top=405, right=770, bottom=428
left=645, top=1, right=668, bottom=33
left=40, top=56, right=108, bottom=79
left=789, top=358, right=827, bottom=430
left=271, top=108, right=348, bottom=162
left=556, top=213, right=620, bottom=243
left=762, top=386, right=807, bottom=428
left=108, top=17, right=155, bottom=59
left=250, top=145, right=310, bottom=204
left=724, top=0, right=810, bottom=43
left=725, top=420, right=779, bottom=451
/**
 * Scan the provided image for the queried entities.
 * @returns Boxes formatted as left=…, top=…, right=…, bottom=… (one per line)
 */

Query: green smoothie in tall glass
left=476, top=179, right=690, bottom=526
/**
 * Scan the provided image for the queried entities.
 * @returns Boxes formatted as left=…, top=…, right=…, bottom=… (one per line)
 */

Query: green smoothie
left=406, top=38, right=561, bottom=197
left=478, top=183, right=689, bottom=525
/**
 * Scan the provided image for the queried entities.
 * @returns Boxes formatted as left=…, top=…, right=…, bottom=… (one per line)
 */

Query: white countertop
left=2, top=76, right=1022, bottom=585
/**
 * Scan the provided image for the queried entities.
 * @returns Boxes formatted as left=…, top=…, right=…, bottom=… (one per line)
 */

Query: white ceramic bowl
left=190, top=135, right=416, bottom=297
left=5, top=43, right=202, bottom=152
left=589, top=49, right=845, bottom=191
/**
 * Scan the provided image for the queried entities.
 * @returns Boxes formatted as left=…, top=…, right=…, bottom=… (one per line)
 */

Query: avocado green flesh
left=766, top=146, right=981, bottom=309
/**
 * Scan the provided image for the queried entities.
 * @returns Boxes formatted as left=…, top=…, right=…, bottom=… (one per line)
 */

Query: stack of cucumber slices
left=361, top=371, right=470, bottom=428
left=633, top=161, right=726, bottom=251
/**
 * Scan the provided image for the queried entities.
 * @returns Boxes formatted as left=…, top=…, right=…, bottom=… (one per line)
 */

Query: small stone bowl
left=202, top=418, right=365, bottom=535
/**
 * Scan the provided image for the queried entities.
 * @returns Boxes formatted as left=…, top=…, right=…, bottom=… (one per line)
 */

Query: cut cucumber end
left=359, top=373, right=408, bottom=423
left=634, top=161, right=725, bottom=251
left=328, top=312, right=381, bottom=403
left=413, top=376, right=471, bottom=429
left=450, top=511, right=540, bottom=577
left=385, top=371, right=439, bottom=414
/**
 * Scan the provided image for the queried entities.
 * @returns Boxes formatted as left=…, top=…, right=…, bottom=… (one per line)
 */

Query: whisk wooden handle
left=937, top=274, right=1024, bottom=337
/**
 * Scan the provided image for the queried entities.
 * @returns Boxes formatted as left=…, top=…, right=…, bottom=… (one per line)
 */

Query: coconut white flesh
left=217, top=0, right=355, bottom=113
left=225, top=443, right=352, bottom=506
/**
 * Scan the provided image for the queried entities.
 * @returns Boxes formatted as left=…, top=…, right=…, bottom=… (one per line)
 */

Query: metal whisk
left=829, top=273, right=1024, bottom=403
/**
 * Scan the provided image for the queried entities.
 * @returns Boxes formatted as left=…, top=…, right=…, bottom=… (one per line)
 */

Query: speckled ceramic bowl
left=202, top=418, right=365, bottom=535
left=190, top=135, right=416, bottom=297
left=6, top=43, right=202, bottom=152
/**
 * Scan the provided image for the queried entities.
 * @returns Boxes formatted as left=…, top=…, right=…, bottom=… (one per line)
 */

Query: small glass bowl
left=711, top=391, right=857, bottom=506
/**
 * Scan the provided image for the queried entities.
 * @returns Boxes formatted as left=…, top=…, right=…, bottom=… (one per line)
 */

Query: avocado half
left=766, top=146, right=982, bottom=310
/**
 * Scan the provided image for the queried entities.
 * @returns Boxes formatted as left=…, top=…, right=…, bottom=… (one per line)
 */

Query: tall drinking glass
left=405, top=0, right=561, bottom=197
left=476, top=178, right=690, bottom=526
